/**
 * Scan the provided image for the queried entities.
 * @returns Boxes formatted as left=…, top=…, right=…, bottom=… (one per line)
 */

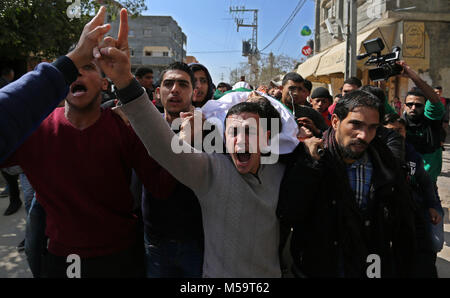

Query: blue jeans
left=19, top=174, right=34, bottom=214
left=144, top=233, right=203, bottom=278
left=25, top=197, right=47, bottom=278
left=426, top=207, right=444, bottom=253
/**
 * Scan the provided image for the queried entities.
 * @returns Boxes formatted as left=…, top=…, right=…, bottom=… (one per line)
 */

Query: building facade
left=110, top=15, right=187, bottom=82
left=298, top=0, right=450, bottom=102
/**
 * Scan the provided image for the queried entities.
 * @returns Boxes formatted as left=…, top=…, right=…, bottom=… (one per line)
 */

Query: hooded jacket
left=188, top=63, right=214, bottom=108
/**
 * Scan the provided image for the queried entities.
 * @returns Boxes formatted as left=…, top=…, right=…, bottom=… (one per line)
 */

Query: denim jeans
left=19, top=174, right=34, bottom=214
left=426, top=207, right=444, bottom=253
left=25, top=197, right=47, bottom=278
left=144, top=233, right=203, bottom=278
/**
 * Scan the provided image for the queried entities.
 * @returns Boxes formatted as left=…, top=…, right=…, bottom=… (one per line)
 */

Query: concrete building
left=110, top=15, right=187, bottom=81
left=297, top=0, right=450, bottom=101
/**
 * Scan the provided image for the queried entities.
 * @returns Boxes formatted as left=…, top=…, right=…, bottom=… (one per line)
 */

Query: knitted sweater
left=121, top=93, right=285, bottom=278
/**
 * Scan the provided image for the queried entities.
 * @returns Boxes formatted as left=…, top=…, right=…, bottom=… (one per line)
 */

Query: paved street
left=436, top=133, right=450, bottom=277
left=0, top=134, right=450, bottom=278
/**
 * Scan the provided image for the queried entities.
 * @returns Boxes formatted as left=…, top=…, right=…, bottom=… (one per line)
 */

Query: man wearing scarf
left=278, top=90, right=416, bottom=278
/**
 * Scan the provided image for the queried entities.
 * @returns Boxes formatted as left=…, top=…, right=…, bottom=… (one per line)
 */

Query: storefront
left=296, top=18, right=432, bottom=106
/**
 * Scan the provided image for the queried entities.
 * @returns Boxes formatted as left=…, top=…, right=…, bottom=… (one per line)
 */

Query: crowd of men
left=0, top=7, right=449, bottom=278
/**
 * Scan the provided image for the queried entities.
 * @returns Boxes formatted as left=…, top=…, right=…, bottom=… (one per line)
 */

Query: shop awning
left=313, top=20, right=398, bottom=76
left=315, top=28, right=378, bottom=76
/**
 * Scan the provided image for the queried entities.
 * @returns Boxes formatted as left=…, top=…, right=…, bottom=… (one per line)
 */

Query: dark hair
left=304, top=79, right=312, bottom=92
left=135, top=67, right=153, bottom=78
left=159, top=62, right=195, bottom=89
left=383, top=112, right=406, bottom=127
left=246, top=97, right=283, bottom=133
left=360, top=85, right=386, bottom=119
left=406, top=87, right=425, bottom=100
left=217, top=82, right=232, bottom=91
left=434, top=86, right=442, bottom=90
left=282, top=72, right=304, bottom=86
left=343, top=76, right=362, bottom=88
left=334, top=90, right=383, bottom=122
left=225, top=101, right=281, bottom=133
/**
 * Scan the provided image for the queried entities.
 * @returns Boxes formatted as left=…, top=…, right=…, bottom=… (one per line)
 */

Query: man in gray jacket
left=94, top=8, right=286, bottom=277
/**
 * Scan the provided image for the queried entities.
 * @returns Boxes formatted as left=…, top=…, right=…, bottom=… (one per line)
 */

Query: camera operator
left=399, top=61, right=445, bottom=252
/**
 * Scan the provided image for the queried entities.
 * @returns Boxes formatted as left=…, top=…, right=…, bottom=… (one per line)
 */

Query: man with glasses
left=400, top=61, right=445, bottom=233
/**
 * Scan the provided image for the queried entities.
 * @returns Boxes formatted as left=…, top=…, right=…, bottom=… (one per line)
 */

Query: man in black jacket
left=278, top=90, right=416, bottom=278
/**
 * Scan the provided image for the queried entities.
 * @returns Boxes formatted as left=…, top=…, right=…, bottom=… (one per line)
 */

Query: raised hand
left=297, top=117, right=320, bottom=136
left=67, top=6, right=111, bottom=69
left=95, top=8, right=134, bottom=89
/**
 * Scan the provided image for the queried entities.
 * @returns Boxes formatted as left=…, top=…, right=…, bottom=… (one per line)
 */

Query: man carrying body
left=95, top=11, right=286, bottom=276
left=280, top=72, right=328, bottom=137
left=278, top=90, right=416, bottom=277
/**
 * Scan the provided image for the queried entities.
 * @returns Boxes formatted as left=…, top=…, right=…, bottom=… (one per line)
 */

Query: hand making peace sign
left=95, top=8, right=134, bottom=89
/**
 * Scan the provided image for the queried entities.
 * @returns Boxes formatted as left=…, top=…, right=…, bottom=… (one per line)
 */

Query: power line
left=260, top=0, right=307, bottom=52
left=188, top=50, right=241, bottom=54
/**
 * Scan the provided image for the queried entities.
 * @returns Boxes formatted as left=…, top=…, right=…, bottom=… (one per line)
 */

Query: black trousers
left=1, top=170, right=20, bottom=204
left=43, top=239, right=145, bottom=278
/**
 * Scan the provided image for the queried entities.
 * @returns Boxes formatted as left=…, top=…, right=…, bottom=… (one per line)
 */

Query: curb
left=444, top=207, right=450, bottom=225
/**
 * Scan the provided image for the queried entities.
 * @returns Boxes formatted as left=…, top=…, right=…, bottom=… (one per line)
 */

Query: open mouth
left=71, top=83, right=87, bottom=97
left=236, top=152, right=251, bottom=163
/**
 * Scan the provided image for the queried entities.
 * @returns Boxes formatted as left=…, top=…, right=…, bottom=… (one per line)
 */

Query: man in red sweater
left=1, top=22, right=174, bottom=278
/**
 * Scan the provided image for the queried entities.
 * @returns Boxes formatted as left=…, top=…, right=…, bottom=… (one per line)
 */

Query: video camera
left=357, top=37, right=403, bottom=81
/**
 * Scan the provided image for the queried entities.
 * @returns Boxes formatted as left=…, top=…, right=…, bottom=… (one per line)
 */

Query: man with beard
left=278, top=90, right=416, bottom=278
left=400, top=61, right=445, bottom=202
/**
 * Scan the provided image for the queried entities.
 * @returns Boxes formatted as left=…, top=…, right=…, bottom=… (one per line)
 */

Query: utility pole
left=345, top=0, right=357, bottom=79
left=314, top=0, right=321, bottom=55
left=230, top=6, right=259, bottom=85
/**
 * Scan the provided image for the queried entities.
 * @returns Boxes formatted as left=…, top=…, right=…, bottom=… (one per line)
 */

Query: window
left=163, top=52, right=169, bottom=57
left=161, top=26, right=168, bottom=32
left=145, top=51, right=152, bottom=56
left=130, top=48, right=134, bottom=57
left=143, top=29, right=152, bottom=36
